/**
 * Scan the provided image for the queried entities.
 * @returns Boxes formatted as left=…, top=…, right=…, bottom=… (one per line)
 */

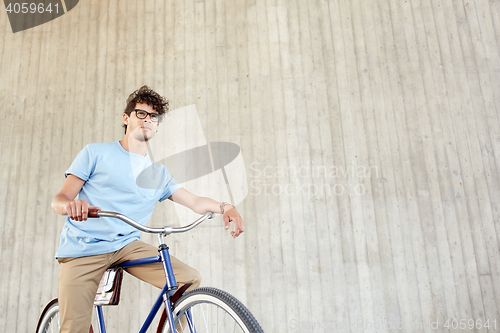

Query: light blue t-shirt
left=55, top=141, right=182, bottom=258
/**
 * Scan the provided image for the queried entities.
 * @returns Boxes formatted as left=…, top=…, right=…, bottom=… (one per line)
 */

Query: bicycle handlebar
left=88, top=207, right=215, bottom=235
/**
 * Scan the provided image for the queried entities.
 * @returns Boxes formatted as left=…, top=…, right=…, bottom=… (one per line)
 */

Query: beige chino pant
left=57, top=240, right=201, bottom=333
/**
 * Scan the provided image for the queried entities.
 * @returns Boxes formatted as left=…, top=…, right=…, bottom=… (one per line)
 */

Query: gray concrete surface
left=1, top=0, right=500, bottom=332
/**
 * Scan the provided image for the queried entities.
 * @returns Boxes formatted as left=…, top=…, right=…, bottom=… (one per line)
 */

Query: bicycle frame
left=85, top=210, right=214, bottom=333
left=94, top=236, right=181, bottom=333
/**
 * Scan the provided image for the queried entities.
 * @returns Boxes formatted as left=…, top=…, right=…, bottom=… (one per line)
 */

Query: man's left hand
left=223, top=207, right=244, bottom=238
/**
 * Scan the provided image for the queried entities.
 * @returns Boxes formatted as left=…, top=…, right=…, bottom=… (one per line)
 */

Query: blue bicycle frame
left=94, top=235, right=190, bottom=333
left=86, top=210, right=214, bottom=333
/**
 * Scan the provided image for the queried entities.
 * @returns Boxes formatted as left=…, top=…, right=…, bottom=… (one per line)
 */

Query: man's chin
left=133, top=129, right=155, bottom=142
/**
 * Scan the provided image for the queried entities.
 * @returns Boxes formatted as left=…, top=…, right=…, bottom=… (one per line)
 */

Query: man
left=51, top=86, right=244, bottom=333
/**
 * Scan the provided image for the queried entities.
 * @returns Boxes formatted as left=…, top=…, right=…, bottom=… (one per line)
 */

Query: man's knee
left=187, top=268, right=202, bottom=290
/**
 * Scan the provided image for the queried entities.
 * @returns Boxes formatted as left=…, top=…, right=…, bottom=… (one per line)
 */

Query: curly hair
left=123, top=85, right=170, bottom=134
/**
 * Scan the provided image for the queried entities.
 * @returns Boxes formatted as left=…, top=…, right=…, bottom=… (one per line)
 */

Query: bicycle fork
left=158, top=234, right=197, bottom=333
left=158, top=234, right=179, bottom=332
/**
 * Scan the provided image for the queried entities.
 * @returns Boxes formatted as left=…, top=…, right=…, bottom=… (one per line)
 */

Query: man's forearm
left=52, top=194, right=72, bottom=215
left=169, top=188, right=243, bottom=237
left=193, top=197, right=232, bottom=215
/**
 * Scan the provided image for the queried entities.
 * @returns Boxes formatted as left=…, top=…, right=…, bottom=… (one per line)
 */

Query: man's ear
left=123, top=113, right=129, bottom=125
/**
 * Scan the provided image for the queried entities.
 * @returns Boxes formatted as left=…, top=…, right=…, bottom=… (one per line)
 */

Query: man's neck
left=120, top=135, right=149, bottom=156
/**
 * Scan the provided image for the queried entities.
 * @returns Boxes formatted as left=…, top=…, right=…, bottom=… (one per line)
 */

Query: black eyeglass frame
left=133, top=109, right=163, bottom=123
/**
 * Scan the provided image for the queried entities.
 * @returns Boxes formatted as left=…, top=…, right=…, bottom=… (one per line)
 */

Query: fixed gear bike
left=36, top=209, right=264, bottom=333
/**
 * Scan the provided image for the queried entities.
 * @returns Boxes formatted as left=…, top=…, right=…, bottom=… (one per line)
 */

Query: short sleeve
left=65, top=145, right=95, bottom=181
left=159, top=168, right=183, bottom=202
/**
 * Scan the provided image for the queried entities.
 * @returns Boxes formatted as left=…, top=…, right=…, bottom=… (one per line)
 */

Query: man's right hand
left=52, top=175, right=101, bottom=220
left=64, top=199, right=98, bottom=221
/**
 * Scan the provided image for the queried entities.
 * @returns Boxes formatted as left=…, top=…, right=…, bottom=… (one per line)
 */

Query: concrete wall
left=1, top=0, right=499, bottom=332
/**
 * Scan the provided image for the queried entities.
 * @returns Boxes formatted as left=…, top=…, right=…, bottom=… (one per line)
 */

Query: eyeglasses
left=133, top=109, right=162, bottom=123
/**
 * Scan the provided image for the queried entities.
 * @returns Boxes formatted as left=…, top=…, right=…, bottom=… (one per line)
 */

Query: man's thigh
left=113, top=240, right=201, bottom=290
left=58, top=255, right=109, bottom=333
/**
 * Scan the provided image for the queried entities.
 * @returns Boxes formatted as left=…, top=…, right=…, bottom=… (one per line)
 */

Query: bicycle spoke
left=185, top=315, right=189, bottom=333
left=218, top=306, right=224, bottom=333
left=50, top=317, right=55, bottom=333
left=201, top=302, right=209, bottom=332
left=56, top=312, right=60, bottom=332
left=177, top=316, right=184, bottom=333
left=187, top=308, right=196, bottom=333
left=217, top=305, right=219, bottom=332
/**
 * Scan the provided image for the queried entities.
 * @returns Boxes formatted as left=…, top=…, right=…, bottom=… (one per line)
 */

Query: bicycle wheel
left=160, top=287, right=264, bottom=333
left=36, top=299, right=95, bottom=333
left=36, top=299, right=61, bottom=333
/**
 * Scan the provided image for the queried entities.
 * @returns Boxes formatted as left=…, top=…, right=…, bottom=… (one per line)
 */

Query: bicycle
left=36, top=208, right=264, bottom=333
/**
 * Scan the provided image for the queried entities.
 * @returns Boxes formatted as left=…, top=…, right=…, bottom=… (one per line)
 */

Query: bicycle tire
left=36, top=299, right=61, bottom=333
left=36, top=299, right=94, bottom=333
left=160, top=287, right=264, bottom=333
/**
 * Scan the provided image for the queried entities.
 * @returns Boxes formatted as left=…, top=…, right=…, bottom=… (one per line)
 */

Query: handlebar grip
left=88, top=207, right=101, bottom=218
